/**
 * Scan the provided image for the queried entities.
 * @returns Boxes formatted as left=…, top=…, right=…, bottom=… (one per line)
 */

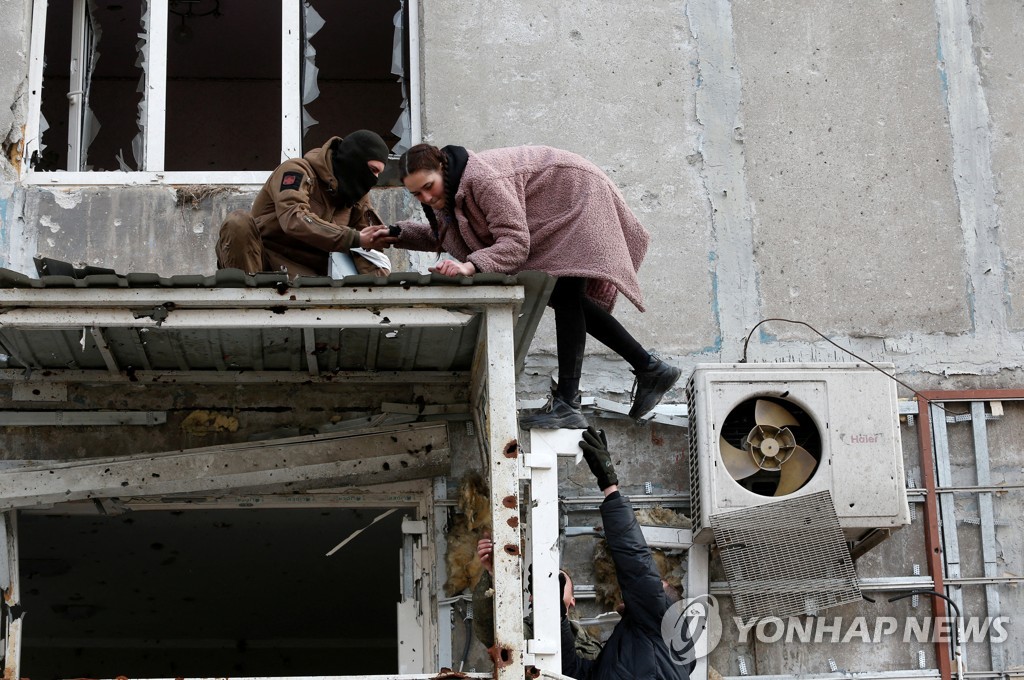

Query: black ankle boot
left=519, top=393, right=588, bottom=430
left=628, top=352, right=682, bottom=419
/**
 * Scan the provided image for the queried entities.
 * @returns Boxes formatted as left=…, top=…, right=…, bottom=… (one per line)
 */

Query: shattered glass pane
left=303, top=0, right=402, bottom=154
left=301, top=1, right=325, bottom=137
left=37, top=0, right=143, bottom=171
left=83, top=0, right=143, bottom=171
left=389, top=1, right=411, bottom=154
left=37, top=0, right=74, bottom=170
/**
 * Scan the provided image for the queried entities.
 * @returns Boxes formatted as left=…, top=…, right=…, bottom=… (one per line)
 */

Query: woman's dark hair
left=399, top=143, right=453, bottom=253
left=399, top=143, right=445, bottom=181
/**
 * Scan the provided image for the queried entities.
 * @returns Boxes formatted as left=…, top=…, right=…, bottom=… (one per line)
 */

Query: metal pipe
left=917, top=395, right=953, bottom=680
left=970, top=402, right=1003, bottom=672
left=907, top=485, right=1024, bottom=494
left=919, top=390, right=1024, bottom=401
left=930, top=401, right=966, bottom=675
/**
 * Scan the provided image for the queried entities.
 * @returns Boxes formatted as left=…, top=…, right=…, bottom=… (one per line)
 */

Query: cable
left=740, top=317, right=961, bottom=416
left=459, top=600, right=474, bottom=672
left=888, top=590, right=963, bottom=672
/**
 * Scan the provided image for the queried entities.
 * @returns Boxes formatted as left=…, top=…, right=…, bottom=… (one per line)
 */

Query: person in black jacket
left=563, top=426, right=691, bottom=680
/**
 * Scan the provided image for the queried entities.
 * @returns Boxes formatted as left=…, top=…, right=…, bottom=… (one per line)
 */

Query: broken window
left=301, top=0, right=406, bottom=155
left=36, top=0, right=136, bottom=171
left=17, top=506, right=409, bottom=677
left=26, top=0, right=413, bottom=182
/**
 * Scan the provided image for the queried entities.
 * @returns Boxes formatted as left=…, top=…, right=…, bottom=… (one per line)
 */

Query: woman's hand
left=429, top=259, right=476, bottom=277
left=477, top=534, right=494, bottom=575
left=360, top=225, right=398, bottom=250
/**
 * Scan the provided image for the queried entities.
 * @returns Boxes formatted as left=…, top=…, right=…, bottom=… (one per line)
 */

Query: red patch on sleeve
left=280, top=171, right=303, bottom=191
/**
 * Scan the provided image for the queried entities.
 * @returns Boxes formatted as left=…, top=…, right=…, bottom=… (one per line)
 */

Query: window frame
left=21, top=0, right=420, bottom=186
left=4, top=486, right=439, bottom=676
left=1, top=512, right=22, bottom=680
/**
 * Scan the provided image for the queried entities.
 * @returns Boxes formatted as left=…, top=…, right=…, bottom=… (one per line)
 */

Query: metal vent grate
left=711, top=490, right=861, bottom=620
left=685, top=372, right=701, bottom=535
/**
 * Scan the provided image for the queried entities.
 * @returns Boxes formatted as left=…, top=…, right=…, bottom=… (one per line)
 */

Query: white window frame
left=1, top=512, right=22, bottom=680
left=21, top=0, right=421, bottom=187
left=7, top=486, right=440, bottom=676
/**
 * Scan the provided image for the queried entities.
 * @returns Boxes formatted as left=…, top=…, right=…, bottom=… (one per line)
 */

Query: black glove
left=580, top=426, right=618, bottom=490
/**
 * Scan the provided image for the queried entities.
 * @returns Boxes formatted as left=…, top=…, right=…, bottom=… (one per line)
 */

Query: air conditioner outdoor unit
left=686, top=362, right=911, bottom=546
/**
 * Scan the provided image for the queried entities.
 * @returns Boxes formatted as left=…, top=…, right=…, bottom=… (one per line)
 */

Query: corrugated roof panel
left=0, top=266, right=555, bottom=379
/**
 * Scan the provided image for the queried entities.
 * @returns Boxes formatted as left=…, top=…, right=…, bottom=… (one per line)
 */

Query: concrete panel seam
left=687, top=0, right=760, bottom=359
left=934, top=0, right=1006, bottom=333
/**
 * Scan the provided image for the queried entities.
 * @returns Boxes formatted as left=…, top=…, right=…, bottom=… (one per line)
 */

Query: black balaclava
left=331, top=130, right=390, bottom=207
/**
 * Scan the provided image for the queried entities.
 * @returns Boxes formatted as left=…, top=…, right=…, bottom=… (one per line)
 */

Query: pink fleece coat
left=397, top=146, right=650, bottom=312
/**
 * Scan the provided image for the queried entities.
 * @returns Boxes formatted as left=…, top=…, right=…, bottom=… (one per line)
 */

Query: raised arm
left=579, top=427, right=669, bottom=634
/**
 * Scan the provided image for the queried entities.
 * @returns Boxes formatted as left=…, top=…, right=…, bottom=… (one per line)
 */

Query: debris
left=180, top=409, right=239, bottom=435
left=443, top=471, right=492, bottom=596
left=431, top=669, right=470, bottom=679
left=326, top=508, right=398, bottom=556
left=175, top=184, right=236, bottom=210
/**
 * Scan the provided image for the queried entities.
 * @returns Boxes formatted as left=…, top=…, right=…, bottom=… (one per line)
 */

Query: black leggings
left=548, top=277, right=650, bottom=402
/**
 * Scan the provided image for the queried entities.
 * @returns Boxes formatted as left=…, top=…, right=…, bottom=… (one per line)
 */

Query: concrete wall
left=6, top=0, right=1024, bottom=389
left=0, top=1, right=28, bottom=182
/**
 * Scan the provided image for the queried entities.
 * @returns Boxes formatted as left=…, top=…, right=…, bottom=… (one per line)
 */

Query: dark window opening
left=37, top=1, right=74, bottom=171
left=19, top=507, right=404, bottom=678
left=302, top=0, right=403, bottom=154
left=165, top=0, right=282, bottom=171
left=87, top=1, right=145, bottom=171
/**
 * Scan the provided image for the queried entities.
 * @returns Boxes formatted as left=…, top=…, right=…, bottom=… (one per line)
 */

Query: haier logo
left=842, top=433, right=882, bottom=444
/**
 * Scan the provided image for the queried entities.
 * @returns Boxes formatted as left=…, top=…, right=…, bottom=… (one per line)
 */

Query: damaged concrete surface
left=3, top=184, right=425, bottom=275
left=0, top=0, right=28, bottom=181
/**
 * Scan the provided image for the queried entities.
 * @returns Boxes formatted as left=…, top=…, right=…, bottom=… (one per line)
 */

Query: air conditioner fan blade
left=720, top=437, right=760, bottom=480
left=755, top=399, right=799, bottom=429
left=774, top=445, right=816, bottom=496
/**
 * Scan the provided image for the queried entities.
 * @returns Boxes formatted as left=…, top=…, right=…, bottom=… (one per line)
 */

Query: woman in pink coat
left=395, top=143, right=680, bottom=428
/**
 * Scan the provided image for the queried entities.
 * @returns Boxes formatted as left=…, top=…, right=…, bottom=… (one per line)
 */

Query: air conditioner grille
left=711, top=490, right=861, bottom=620
left=685, top=373, right=701, bottom=536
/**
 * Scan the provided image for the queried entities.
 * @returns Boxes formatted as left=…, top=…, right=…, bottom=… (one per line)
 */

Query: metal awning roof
left=0, top=267, right=554, bottom=382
